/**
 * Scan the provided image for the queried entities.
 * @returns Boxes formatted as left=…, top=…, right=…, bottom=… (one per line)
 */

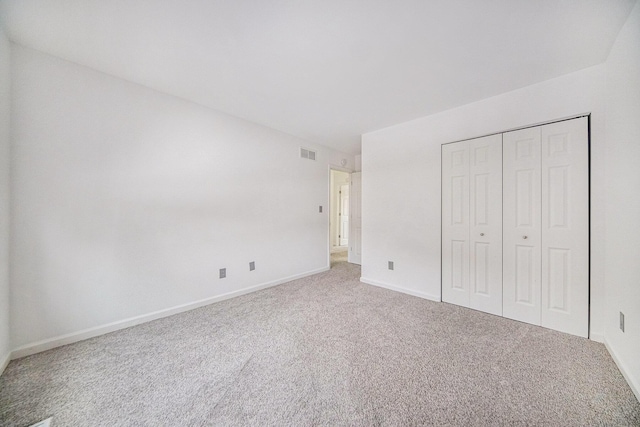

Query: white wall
left=603, top=0, right=640, bottom=400
left=361, top=64, right=607, bottom=336
left=330, top=170, right=350, bottom=249
left=10, top=45, right=353, bottom=351
left=0, top=25, right=11, bottom=371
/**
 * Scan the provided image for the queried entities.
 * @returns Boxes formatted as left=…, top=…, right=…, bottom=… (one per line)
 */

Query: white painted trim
left=360, top=277, right=441, bottom=302
left=1, top=351, right=10, bottom=375
left=327, top=165, right=354, bottom=268
left=590, top=332, right=604, bottom=343
left=10, top=267, right=329, bottom=360
left=439, top=113, right=591, bottom=146
left=604, top=338, right=640, bottom=403
left=329, top=165, right=354, bottom=174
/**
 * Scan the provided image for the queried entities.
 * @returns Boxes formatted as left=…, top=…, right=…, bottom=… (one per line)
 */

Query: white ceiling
left=0, top=0, right=636, bottom=154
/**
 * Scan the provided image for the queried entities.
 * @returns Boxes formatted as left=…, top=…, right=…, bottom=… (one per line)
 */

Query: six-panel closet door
left=442, top=141, right=470, bottom=308
left=540, top=118, right=589, bottom=337
left=502, top=117, right=589, bottom=337
left=442, top=134, right=503, bottom=316
left=503, top=126, right=542, bottom=325
left=469, top=135, right=503, bottom=315
left=442, top=117, right=589, bottom=337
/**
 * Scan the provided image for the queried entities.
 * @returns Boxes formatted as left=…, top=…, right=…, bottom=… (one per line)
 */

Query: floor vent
left=300, top=147, right=316, bottom=160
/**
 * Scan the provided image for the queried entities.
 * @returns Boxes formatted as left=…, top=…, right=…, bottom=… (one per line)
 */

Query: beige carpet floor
left=330, top=248, right=348, bottom=267
left=1, top=255, right=639, bottom=426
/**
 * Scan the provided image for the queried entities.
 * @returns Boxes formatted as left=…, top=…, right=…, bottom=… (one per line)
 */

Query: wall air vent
left=300, top=147, right=317, bottom=161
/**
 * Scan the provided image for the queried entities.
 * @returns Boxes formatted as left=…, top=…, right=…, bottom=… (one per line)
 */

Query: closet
left=442, top=117, right=589, bottom=338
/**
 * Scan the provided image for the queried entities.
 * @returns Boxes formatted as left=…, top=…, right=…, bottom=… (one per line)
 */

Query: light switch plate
left=219, top=268, right=226, bottom=279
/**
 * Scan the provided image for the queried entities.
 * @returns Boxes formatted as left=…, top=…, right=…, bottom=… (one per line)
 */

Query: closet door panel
left=503, top=127, right=542, bottom=325
left=541, top=117, right=589, bottom=337
left=469, top=134, right=503, bottom=315
left=442, top=142, right=470, bottom=308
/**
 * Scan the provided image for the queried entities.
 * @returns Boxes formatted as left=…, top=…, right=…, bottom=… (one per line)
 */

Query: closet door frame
left=440, top=115, right=591, bottom=339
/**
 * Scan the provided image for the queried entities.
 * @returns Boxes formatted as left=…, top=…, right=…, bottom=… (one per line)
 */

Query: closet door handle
left=480, top=233, right=484, bottom=236
left=523, top=235, right=528, bottom=239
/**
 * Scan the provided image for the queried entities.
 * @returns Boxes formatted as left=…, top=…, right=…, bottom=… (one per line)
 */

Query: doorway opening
left=330, top=169, right=350, bottom=267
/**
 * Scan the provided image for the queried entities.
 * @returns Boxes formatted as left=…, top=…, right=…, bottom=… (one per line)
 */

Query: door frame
left=328, top=166, right=353, bottom=268
left=440, top=113, right=591, bottom=337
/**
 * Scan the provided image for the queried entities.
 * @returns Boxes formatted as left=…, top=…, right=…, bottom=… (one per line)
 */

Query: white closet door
left=541, top=117, right=589, bottom=337
left=442, top=141, right=470, bottom=308
left=469, top=134, right=503, bottom=315
left=503, top=127, right=542, bottom=325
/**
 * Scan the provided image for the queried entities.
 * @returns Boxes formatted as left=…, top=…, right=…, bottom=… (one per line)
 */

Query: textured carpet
left=1, top=255, right=639, bottom=426
left=330, top=248, right=348, bottom=267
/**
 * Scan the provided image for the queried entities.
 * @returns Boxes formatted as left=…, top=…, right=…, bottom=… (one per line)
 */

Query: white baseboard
left=604, top=338, right=640, bottom=403
left=589, top=332, right=604, bottom=343
left=11, top=267, right=329, bottom=360
left=1, top=350, right=10, bottom=376
left=360, top=277, right=441, bottom=302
